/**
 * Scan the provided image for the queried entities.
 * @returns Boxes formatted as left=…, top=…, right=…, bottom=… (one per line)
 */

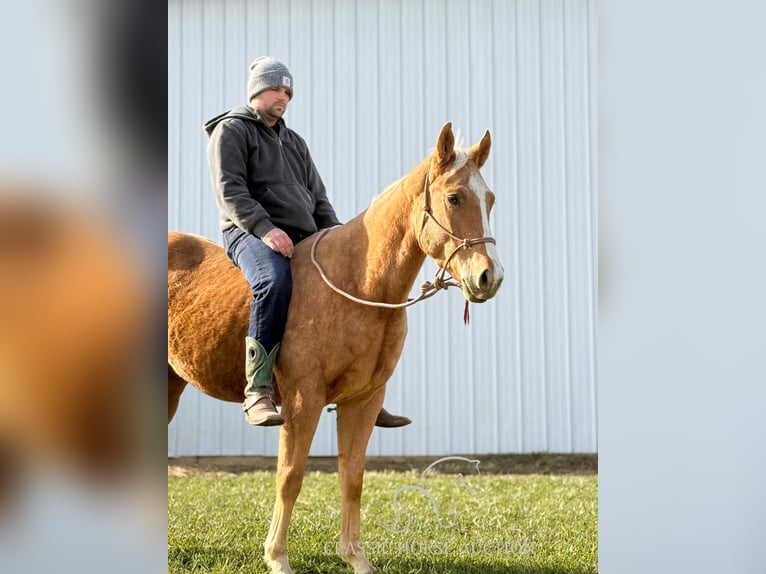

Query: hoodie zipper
left=264, top=122, right=283, bottom=147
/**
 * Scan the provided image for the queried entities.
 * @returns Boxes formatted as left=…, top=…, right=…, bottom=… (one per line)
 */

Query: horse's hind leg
left=263, top=395, right=323, bottom=574
left=335, top=387, right=386, bottom=574
left=167, top=364, right=187, bottom=424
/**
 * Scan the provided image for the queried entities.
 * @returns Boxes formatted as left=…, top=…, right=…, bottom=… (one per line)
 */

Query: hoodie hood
left=204, top=106, right=255, bottom=136
left=204, top=105, right=285, bottom=136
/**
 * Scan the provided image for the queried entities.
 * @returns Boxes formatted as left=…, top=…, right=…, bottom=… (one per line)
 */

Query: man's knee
left=253, top=264, right=291, bottom=301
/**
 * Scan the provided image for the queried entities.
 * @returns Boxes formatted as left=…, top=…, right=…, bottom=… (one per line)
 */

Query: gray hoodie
left=204, top=106, right=340, bottom=239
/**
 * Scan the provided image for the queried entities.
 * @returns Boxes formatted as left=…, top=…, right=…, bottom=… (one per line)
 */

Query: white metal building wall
left=168, top=0, right=597, bottom=456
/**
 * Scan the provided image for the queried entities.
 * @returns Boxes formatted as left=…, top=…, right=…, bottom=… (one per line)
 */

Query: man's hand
left=262, top=227, right=294, bottom=258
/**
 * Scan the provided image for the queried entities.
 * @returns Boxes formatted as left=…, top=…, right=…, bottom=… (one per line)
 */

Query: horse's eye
left=447, top=195, right=460, bottom=206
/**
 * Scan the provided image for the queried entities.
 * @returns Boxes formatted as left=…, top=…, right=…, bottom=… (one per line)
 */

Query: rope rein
left=310, top=172, right=495, bottom=310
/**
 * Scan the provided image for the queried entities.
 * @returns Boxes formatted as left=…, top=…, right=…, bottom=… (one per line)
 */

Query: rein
left=310, top=171, right=496, bottom=312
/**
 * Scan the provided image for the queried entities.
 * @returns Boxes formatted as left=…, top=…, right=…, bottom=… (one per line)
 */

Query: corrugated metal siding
left=168, top=0, right=597, bottom=456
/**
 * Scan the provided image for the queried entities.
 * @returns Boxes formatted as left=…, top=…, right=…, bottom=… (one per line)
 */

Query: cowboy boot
left=375, top=407, right=412, bottom=428
left=243, top=337, right=284, bottom=426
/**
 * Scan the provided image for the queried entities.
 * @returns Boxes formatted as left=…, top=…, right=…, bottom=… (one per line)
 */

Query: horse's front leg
left=263, top=394, right=323, bottom=574
left=335, top=386, right=386, bottom=574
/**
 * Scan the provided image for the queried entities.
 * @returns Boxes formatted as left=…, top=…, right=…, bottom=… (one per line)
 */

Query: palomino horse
left=167, top=123, right=503, bottom=573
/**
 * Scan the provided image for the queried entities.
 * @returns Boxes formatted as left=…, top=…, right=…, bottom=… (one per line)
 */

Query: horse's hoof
left=350, top=560, right=379, bottom=574
left=265, top=555, right=293, bottom=574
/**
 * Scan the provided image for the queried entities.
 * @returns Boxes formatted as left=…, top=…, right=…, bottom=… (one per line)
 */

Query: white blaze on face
left=468, top=172, right=504, bottom=276
left=449, top=150, right=469, bottom=173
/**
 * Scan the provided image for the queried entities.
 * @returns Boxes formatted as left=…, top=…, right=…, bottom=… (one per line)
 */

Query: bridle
left=310, top=169, right=496, bottom=310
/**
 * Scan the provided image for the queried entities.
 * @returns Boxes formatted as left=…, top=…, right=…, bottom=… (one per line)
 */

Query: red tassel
left=463, top=301, right=470, bottom=325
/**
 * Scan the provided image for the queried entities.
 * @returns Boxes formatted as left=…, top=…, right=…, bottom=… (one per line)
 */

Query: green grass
left=168, top=469, right=597, bottom=573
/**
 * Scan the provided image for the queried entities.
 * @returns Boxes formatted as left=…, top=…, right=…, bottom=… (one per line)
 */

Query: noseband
left=310, top=170, right=496, bottom=310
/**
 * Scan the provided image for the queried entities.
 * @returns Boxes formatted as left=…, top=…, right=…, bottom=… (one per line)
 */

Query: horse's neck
left=337, top=164, right=429, bottom=304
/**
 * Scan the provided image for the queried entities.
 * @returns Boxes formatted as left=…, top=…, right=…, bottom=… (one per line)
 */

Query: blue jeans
left=222, top=227, right=293, bottom=353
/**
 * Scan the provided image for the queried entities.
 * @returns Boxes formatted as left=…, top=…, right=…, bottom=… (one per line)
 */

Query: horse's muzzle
left=462, top=261, right=504, bottom=302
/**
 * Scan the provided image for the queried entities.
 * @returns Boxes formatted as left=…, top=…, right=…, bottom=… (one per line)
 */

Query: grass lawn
left=168, top=457, right=597, bottom=573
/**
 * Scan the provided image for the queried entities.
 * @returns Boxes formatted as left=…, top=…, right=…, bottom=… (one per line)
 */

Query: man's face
left=251, top=86, right=292, bottom=125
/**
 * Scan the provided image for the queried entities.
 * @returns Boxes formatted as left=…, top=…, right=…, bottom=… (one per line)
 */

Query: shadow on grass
left=289, top=549, right=596, bottom=574
left=375, top=556, right=595, bottom=574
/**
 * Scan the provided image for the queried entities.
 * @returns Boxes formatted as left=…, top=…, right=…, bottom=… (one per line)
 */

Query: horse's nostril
left=479, top=269, right=490, bottom=290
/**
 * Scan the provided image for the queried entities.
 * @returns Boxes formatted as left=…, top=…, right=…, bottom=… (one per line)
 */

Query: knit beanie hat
left=248, top=57, right=293, bottom=101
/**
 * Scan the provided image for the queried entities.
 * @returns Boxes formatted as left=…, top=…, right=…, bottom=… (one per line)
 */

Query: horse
left=167, top=123, right=503, bottom=574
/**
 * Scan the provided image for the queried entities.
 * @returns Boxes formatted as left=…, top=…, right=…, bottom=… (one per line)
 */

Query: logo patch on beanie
left=282, top=76, right=291, bottom=88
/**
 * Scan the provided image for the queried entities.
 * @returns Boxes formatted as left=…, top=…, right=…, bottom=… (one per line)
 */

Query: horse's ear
left=434, top=122, right=456, bottom=171
left=468, top=130, right=492, bottom=169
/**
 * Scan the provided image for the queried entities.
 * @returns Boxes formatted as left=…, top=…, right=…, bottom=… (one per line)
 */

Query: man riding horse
left=204, top=56, right=410, bottom=428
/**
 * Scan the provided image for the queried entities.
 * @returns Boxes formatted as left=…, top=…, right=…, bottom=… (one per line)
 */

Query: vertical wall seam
left=561, top=0, right=574, bottom=453
left=444, top=3, right=453, bottom=454
left=537, top=0, right=549, bottom=451
left=513, top=0, right=524, bottom=453
left=490, top=0, right=500, bottom=454
left=199, top=2, right=210, bottom=244
left=396, top=1, right=406, bottom=460
left=287, top=0, right=292, bottom=63
left=419, top=0, right=428, bottom=452
left=586, top=0, right=598, bottom=450
left=466, top=0, right=476, bottom=457
left=174, top=1, right=183, bottom=232
left=332, top=0, right=337, bottom=207
left=354, top=0, right=359, bottom=217
left=265, top=0, right=270, bottom=50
